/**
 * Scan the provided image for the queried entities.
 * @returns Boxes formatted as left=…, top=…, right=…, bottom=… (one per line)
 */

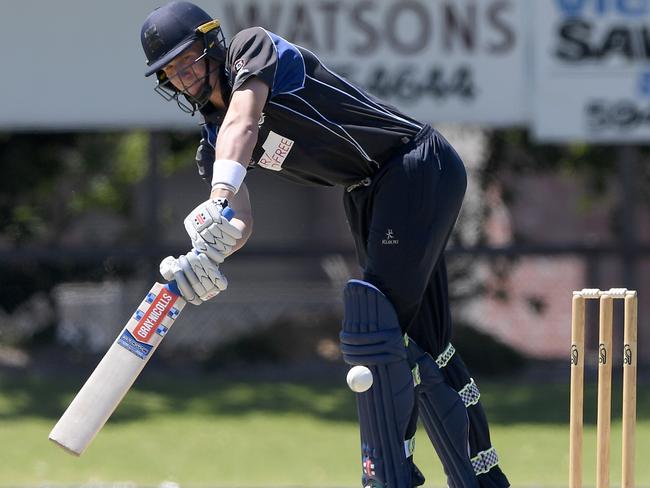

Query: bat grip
left=165, top=206, right=235, bottom=298
left=166, top=281, right=183, bottom=297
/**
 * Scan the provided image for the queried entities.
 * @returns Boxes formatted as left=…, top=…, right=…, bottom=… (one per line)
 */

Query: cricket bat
left=48, top=281, right=186, bottom=456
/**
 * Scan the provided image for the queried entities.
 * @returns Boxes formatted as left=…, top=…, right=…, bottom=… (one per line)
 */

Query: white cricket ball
left=346, top=365, right=374, bottom=393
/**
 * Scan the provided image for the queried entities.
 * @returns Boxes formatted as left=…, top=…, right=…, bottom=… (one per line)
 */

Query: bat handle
left=165, top=206, right=235, bottom=297
left=166, top=281, right=183, bottom=297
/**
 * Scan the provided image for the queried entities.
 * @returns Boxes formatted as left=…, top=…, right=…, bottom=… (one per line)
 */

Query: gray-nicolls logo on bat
left=571, top=345, right=579, bottom=365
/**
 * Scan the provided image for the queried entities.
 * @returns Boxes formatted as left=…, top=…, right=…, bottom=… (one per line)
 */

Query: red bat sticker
left=133, top=289, right=178, bottom=342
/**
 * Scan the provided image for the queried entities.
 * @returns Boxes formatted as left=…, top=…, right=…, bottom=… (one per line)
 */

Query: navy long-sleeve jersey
left=199, top=27, right=424, bottom=187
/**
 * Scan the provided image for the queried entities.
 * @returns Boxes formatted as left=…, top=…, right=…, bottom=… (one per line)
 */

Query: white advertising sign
left=0, top=0, right=193, bottom=130
left=532, top=0, right=650, bottom=143
left=220, top=0, right=529, bottom=126
left=0, top=0, right=528, bottom=130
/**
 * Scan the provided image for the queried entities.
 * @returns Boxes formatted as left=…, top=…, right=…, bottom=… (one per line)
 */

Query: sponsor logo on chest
left=258, top=131, right=294, bottom=171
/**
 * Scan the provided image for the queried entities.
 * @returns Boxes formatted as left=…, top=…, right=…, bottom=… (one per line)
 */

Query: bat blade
left=48, top=282, right=186, bottom=455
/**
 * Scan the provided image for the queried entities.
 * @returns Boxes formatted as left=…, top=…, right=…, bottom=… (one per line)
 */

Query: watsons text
left=223, top=0, right=516, bottom=56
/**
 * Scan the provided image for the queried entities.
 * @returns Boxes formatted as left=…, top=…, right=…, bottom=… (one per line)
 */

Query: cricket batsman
left=141, top=2, right=510, bottom=487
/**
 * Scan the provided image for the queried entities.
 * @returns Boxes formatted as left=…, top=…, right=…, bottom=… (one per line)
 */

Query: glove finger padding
left=160, top=252, right=227, bottom=305
left=159, top=256, right=202, bottom=305
left=197, top=252, right=228, bottom=290
left=181, top=251, right=227, bottom=301
left=192, top=239, right=226, bottom=264
left=203, top=220, right=241, bottom=243
left=179, top=253, right=209, bottom=298
left=184, top=251, right=225, bottom=291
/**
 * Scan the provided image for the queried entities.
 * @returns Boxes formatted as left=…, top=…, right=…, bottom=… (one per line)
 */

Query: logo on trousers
left=382, top=229, right=399, bottom=245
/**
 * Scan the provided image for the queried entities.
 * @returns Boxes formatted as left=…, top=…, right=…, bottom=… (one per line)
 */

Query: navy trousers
left=343, top=125, right=509, bottom=488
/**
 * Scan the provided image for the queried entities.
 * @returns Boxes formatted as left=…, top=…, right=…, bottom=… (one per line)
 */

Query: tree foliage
left=0, top=131, right=197, bottom=246
left=482, top=129, right=650, bottom=204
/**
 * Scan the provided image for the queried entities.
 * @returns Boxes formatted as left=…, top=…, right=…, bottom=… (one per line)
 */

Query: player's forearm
left=209, top=79, right=266, bottom=254
left=215, top=116, right=258, bottom=167
left=210, top=118, right=257, bottom=253
left=210, top=117, right=256, bottom=196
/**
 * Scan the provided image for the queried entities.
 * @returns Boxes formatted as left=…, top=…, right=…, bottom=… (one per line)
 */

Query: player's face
left=163, top=43, right=208, bottom=97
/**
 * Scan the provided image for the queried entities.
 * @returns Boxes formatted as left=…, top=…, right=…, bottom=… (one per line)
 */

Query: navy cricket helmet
left=141, top=1, right=227, bottom=114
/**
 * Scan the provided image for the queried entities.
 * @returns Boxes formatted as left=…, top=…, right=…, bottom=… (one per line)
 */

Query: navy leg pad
left=340, top=280, right=415, bottom=488
left=407, top=338, right=480, bottom=488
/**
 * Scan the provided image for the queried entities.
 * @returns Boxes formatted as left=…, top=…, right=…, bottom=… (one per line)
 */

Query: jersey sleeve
left=195, top=122, right=256, bottom=184
left=226, top=27, right=305, bottom=97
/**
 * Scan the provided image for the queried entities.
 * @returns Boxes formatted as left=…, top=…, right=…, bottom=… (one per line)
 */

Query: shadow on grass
left=0, top=368, right=359, bottom=423
left=2, top=367, right=649, bottom=426
left=476, top=380, right=650, bottom=425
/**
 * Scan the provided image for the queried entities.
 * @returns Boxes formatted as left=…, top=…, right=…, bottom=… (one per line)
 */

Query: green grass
left=1, top=370, right=649, bottom=487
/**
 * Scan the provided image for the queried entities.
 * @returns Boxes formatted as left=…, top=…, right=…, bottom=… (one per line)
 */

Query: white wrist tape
left=211, top=159, right=247, bottom=194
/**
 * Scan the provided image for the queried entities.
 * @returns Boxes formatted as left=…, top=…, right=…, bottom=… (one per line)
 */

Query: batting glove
left=184, top=198, right=242, bottom=264
left=160, top=251, right=227, bottom=305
